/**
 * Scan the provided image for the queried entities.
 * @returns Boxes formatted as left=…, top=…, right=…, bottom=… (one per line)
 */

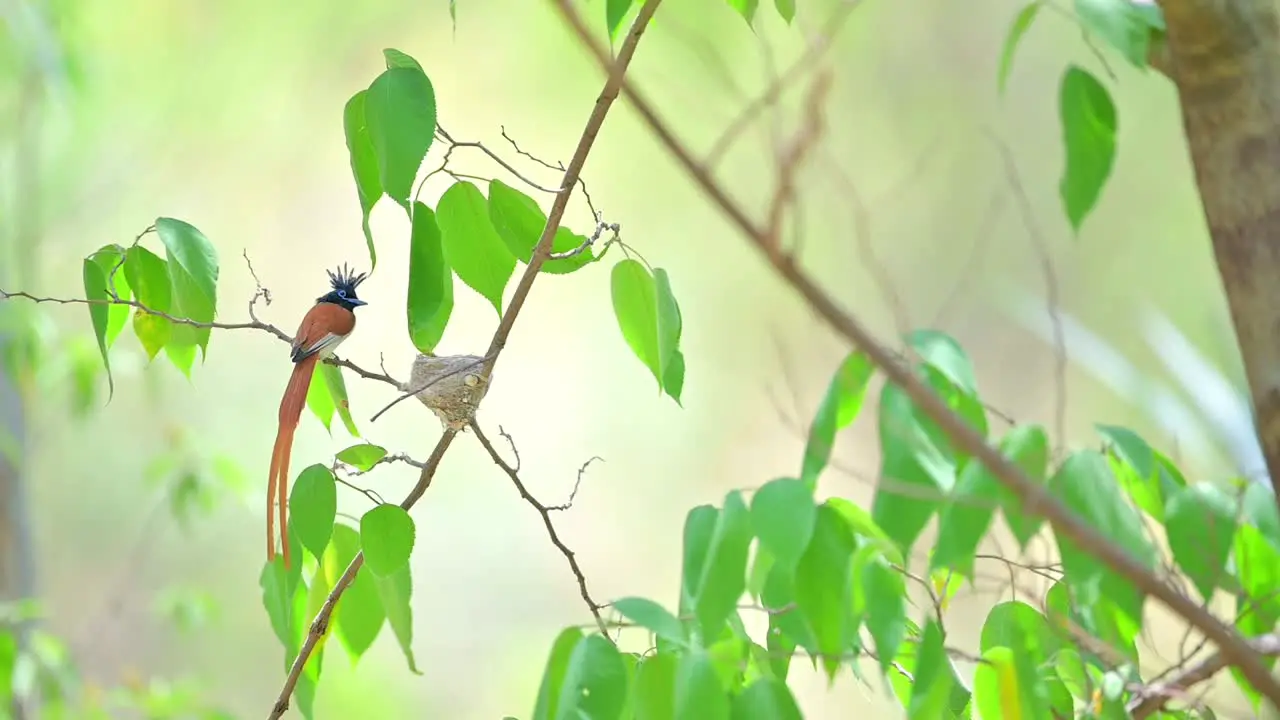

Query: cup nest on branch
left=408, top=354, right=491, bottom=430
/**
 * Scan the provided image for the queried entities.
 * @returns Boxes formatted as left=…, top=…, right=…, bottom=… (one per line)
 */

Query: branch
left=1129, top=632, right=1280, bottom=718
left=549, top=0, right=1280, bottom=707
left=268, top=3, right=661, bottom=715
left=471, top=423, right=607, bottom=635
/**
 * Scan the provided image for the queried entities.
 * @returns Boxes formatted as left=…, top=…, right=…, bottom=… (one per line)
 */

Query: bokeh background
left=0, top=0, right=1258, bottom=717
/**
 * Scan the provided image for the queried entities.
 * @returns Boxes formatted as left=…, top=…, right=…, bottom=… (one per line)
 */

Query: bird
left=267, top=264, right=368, bottom=568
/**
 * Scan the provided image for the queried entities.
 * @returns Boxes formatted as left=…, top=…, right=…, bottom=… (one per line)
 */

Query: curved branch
left=549, top=0, right=1280, bottom=707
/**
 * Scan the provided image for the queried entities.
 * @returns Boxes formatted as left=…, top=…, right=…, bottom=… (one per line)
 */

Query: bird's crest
left=326, top=263, right=368, bottom=294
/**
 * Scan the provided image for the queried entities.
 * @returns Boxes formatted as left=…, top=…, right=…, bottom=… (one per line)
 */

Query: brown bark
left=1160, top=0, right=1280, bottom=508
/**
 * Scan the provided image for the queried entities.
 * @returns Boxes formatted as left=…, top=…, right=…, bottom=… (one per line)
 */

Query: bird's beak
left=350, top=298, right=368, bottom=307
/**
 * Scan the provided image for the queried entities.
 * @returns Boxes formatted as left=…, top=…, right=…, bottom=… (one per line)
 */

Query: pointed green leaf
left=750, top=477, right=816, bottom=573
left=906, top=619, right=959, bottom=720
left=155, top=217, right=218, bottom=355
left=664, top=348, right=686, bottom=405
left=123, top=246, right=173, bottom=360
left=326, top=524, right=385, bottom=661
left=337, top=443, right=387, bottom=472
left=360, top=504, right=416, bottom=577
left=375, top=564, right=421, bottom=674
left=321, top=363, right=359, bottom=437
left=653, top=267, right=683, bottom=396
left=532, top=627, right=584, bottom=720
left=794, top=504, right=856, bottom=677
left=690, top=492, right=754, bottom=641
left=383, top=47, right=424, bottom=72
left=613, top=597, right=686, bottom=646
left=633, top=652, right=677, bottom=720
left=611, top=258, right=662, bottom=388
left=860, top=550, right=906, bottom=675
left=675, top=651, right=730, bottom=720
left=1165, top=482, right=1238, bottom=600
left=607, top=0, right=633, bottom=40
left=726, top=0, right=759, bottom=26
left=731, top=676, right=801, bottom=719
left=871, top=381, right=954, bottom=555
left=343, top=90, right=381, bottom=268
left=436, top=181, right=517, bottom=315
left=306, top=361, right=336, bottom=433
left=407, top=202, right=453, bottom=353
left=801, top=352, right=875, bottom=487
left=972, top=647, right=1024, bottom=720
left=486, top=180, right=595, bottom=272
left=997, top=2, right=1041, bottom=95
left=554, top=634, right=629, bottom=719
left=773, top=0, right=796, bottom=24
left=289, top=464, right=337, bottom=559
left=82, top=249, right=121, bottom=397
left=364, top=65, right=437, bottom=209
left=1059, top=65, right=1116, bottom=233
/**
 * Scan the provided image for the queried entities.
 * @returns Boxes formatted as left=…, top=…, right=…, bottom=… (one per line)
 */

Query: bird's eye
left=337, top=289, right=347, bottom=298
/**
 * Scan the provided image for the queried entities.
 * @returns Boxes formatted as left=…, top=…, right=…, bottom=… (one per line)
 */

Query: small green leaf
left=1075, top=0, right=1156, bottom=68
left=653, top=268, right=683, bottom=393
left=1165, top=482, right=1238, bottom=600
left=383, top=47, right=423, bottom=72
left=979, top=601, right=1059, bottom=664
left=337, top=443, right=388, bottom=472
left=1058, top=65, right=1117, bottom=233
left=731, top=676, right=802, bottom=719
left=436, top=181, right=517, bottom=315
left=606, top=0, right=633, bottom=41
left=726, top=0, right=759, bottom=26
left=794, top=504, right=856, bottom=677
left=289, top=464, right=337, bottom=559
left=1097, top=423, right=1182, bottom=522
left=375, top=564, right=421, bottom=674
left=532, top=627, right=585, bottom=720
left=675, top=651, right=730, bottom=720
left=633, top=652, right=677, bottom=720
left=664, top=348, right=686, bottom=405
left=155, top=217, right=218, bottom=356
left=359, top=504, right=416, bottom=577
left=306, top=362, right=336, bottom=433
left=555, top=634, right=630, bottom=719
left=860, top=550, right=906, bottom=675
left=82, top=248, right=123, bottom=397
left=406, top=202, right=453, bottom=353
left=343, top=90, right=382, bottom=268
left=689, top=492, right=754, bottom=641
left=123, top=246, right=174, bottom=360
left=773, top=0, right=796, bottom=24
left=750, top=477, right=816, bottom=572
left=801, top=352, right=875, bottom=487
left=326, top=524, right=385, bottom=660
left=487, top=180, right=595, bottom=272
left=611, top=258, right=662, bottom=389
left=364, top=65, right=437, bottom=209
left=997, top=2, right=1041, bottom=95
left=543, top=227, right=597, bottom=274
left=310, top=363, right=359, bottom=437
left=871, top=381, right=954, bottom=555
left=613, top=597, right=686, bottom=646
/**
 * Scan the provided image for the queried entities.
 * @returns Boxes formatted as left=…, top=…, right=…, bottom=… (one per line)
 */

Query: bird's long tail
left=268, top=355, right=319, bottom=568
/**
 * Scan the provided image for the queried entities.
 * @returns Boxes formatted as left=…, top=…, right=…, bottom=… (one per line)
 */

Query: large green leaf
left=632, top=651, right=677, bottom=720
left=1165, top=482, right=1238, bottom=601
left=374, top=563, right=421, bottom=674
left=750, top=477, right=816, bottom=573
left=343, top=90, right=382, bottom=268
left=436, top=181, right=517, bottom=315
left=1058, top=65, right=1116, bottom=233
left=683, top=492, right=754, bottom=642
left=363, top=61, right=437, bottom=210
left=123, top=245, right=173, bottom=360
left=289, top=464, right=337, bottom=559
left=82, top=246, right=128, bottom=397
left=675, top=651, right=730, bottom=720
left=406, top=202, right=453, bottom=353
left=800, top=352, right=874, bottom=488
left=156, top=217, right=218, bottom=355
left=871, top=381, right=954, bottom=554
left=613, top=597, right=686, bottom=646
left=554, top=635, right=629, bottom=720
left=859, top=548, right=906, bottom=676
left=793, top=503, right=856, bottom=678
left=359, top=504, right=416, bottom=577
left=326, top=524, right=385, bottom=662
left=906, top=620, right=960, bottom=720
left=337, top=443, right=388, bottom=472
left=532, top=627, right=585, bottom=720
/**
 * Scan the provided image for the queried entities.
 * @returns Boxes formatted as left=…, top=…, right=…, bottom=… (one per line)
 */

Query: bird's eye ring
left=337, top=289, right=347, bottom=297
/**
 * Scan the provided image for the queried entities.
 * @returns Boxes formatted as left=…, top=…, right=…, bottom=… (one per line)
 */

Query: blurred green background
left=0, top=0, right=1252, bottom=717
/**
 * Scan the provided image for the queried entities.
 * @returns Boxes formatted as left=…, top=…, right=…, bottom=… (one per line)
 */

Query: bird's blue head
left=318, top=263, right=368, bottom=311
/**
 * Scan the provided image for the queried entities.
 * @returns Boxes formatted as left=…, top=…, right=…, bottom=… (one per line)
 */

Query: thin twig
left=268, top=3, right=661, bottom=715
left=549, top=0, right=1280, bottom=706
left=472, top=423, right=607, bottom=634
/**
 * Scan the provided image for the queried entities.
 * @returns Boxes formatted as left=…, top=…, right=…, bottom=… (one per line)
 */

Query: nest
left=407, top=354, right=491, bottom=430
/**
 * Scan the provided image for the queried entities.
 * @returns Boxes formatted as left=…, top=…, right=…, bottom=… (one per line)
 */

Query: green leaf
left=360, top=504, right=416, bottom=577
left=972, top=647, right=1024, bottom=720
left=633, top=652, right=677, bottom=720
left=1075, top=0, right=1156, bottom=68
left=383, top=47, right=424, bottom=72
left=532, top=627, right=585, bottom=720
left=675, top=651, right=730, bottom=720
left=289, top=464, right=337, bottom=559
left=905, top=620, right=960, bottom=719
left=543, top=227, right=597, bottom=274
left=1049, top=450, right=1155, bottom=632
left=1242, top=480, right=1280, bottom=551
left=664, top=348, right=686, bottom=405
left=773, top=0, right=796, bottom=24
left=326, top=524, right=385, bottom=661
left=613, top=597, right=686, bottom=646
left=800, top=352, right=875, bottom=488
left=611, top=258, right=663, bottom=389
left=1058, top=65, right=1116, bottom=233
left=156, top=217, right=218, bottom=356
left=933, top=424, right=1049, bottom=574
left=606, top=0, right=633, bottom=42
left=406, top=202, right=453, bottom=353
left=979, top=601, right=1059, bottom=665
left=793, top=503, right=856, bottom=677
left=653, top=268, right=683, bottom=400
left=82, top=249, right=122, bottom=397
left=871, top=381, right=953, bottom=555
left=306, top=361, right=336, bottom=433
left=375, top=564, right=421, bottom=674
left=750, top=477, right=816, bottom=572
left=343, top=90, right=382, bottom=268
left=997, top=2, right=1041, bottom=94
left=726, top=0, right=759, bottom=26
left=487, top=180, right=595, bottom=272
left=1097, top=423, right=1183, bottom=522
left=860, top=550, right=906, bottom=675
left=686, top=492, right=754, bottom=641
left=309, top=363, right=359, bottom=437
left=123, top=246, right=173, bottom=360
left=907, top=329, right=988, bottom=446
left=436, top=181, right=517, bottom=315
left=554, top=634, right=629, bottom=720
left=731, top=677, right=802, bottom=719
left=364, top=65, right=437, bottom=209
left=1165, top=482, right=1238, bottom=600
left=337, top=443, right=388, bottom=472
